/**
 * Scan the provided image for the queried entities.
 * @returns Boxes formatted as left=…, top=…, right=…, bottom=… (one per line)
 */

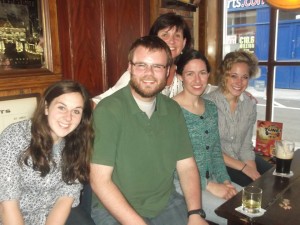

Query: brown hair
left=128, top=35, right=173, bottom=67
left=176, top=49, right=211, bottom=75
left=149, top=12, right=192, bottom=64
left=19, top=80, right=94, bottom=184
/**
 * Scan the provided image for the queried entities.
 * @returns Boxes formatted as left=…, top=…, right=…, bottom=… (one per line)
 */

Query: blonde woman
left=205, top=50, right=272, bottom=186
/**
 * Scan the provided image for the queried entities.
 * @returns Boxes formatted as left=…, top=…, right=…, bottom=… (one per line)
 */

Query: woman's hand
left=206, top=181, right=237, bottom=200
left=242, top=163, right=261, bottom=181
left=45, top=196, right=73, bottom=225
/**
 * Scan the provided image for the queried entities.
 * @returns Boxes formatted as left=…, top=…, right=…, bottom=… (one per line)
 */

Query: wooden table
left=215, top=149, right=300, bottom=225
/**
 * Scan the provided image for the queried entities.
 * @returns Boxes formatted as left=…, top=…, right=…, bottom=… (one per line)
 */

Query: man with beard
left=90, top=36, right=208, bottom=225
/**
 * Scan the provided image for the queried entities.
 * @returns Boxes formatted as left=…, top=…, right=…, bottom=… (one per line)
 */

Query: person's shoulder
left=159, top=93, right=181, bottom=109
left=1, top=119, right=31, bottom=140
left=207, top=87, right=221, bottom=96
left=241, top=92, right=256, bottom=105
left=96, top=86, right=128, bottom=109
left=204, top=88, right=221, bottom=100
left=92, top=70, right=130, bottom=104
left=204, top=98, right=218, bottom=113
left=204, top=98, right=217, bottom=108
left=204, top=84, right=218, bottom=94
left=159, top=95, right=185, bottom=120
left=3, top=119, right=31, bottom=132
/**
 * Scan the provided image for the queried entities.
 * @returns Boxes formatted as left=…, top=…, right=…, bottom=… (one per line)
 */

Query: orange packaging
left=255, top=120, right=283, bottom=156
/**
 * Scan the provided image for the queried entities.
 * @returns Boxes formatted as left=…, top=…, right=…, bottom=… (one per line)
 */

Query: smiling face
left=129, top=46, right=169, bottom=102
left=224, top=62, right=250, bottom=98
left=45, top=92, right=84, bottom=143
left=157, top=26, right=186, bottom=59
left=180, top=59, right=209, bottom=97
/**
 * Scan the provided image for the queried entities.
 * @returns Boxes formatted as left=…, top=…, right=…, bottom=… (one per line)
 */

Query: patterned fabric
left=180, top=99, right=230, bottom=189
left=0, top=120, right=82, bottom=225
left=161, top=74, right=183, bottom=98
left=204, top=88, right=257, bottom=161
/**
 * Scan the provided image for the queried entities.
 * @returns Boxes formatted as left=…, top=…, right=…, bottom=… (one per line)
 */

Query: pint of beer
left=275, top=140, right=295, bottom=174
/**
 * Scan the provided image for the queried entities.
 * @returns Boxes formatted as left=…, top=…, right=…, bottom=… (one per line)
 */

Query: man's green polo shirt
left=92, top=85, right=193, bottom=217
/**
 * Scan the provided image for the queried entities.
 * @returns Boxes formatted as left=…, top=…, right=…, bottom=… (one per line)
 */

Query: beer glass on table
left=242, top=186, right=262, bottom=214
left=275, top=140, right=295, bottom=175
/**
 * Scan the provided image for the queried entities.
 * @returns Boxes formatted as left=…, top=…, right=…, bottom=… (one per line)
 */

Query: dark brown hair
left=128, top=35, right=173, bottom=67
left=176, top=49, right=211, bottom=75
left=19, top=80, right=94, bottom=184
left=149, top=12, right=192, bottom=52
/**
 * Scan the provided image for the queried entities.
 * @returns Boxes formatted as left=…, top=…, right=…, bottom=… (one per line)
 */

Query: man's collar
left=124, top=84, right=168, bottom=116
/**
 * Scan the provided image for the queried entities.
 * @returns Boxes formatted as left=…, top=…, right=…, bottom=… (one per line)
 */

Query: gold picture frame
left=0, top=0, right=61, bottom=76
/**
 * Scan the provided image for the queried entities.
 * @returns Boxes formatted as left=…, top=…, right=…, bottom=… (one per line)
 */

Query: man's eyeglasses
left=130, top=61, right=167, bottom=73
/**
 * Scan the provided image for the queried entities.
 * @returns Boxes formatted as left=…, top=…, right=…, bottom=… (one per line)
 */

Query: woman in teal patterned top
left=173, top=49, right=240, bottom=225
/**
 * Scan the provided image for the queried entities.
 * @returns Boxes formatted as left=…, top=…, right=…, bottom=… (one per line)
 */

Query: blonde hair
left=218, top=49, right=259, bottom=91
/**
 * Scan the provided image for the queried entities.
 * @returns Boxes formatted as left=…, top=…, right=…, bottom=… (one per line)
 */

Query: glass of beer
left=242, top=186, right=262, bottom=214
left=275, top=140, right=295, bottom=174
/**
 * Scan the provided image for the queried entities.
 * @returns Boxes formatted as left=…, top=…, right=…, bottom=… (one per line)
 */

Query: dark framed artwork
left=0, top=0, right=59, bottom=76
left=161, top=0, right=200, bottom=11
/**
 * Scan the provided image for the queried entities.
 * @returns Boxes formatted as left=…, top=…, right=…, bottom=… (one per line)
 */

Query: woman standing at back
left=92, top=12, right=192, bottom=104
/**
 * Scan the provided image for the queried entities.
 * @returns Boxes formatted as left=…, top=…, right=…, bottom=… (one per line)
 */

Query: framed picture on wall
left=0, top=93, right=39, bottom=133
left=161, top=0, right=200, bottom=11
left=0, top=0, right=61, bottom=76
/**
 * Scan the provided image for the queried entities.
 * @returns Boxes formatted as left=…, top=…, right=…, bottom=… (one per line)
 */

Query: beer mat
left=272, top=170, right=294, bottom=178
left=235, top=206, right=266, bottom=218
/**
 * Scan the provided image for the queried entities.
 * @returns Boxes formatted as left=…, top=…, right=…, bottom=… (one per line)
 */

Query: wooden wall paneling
left=57, top=0, right=150, bottom=97
left=57, top=0, right=104, bottom=97
left=69, top=0, right=103, bottom=96
left=150, top=0, right=161, bottom=25
left=0, top=74, right=61, bottom=97
left=198, top=0, right=222, bottom=85
left=45, top=0, right=62, bottom=74
left=197, top=0, right=206, bottom=54
left=56, top=0, right=72, bottom=80
left=101, top=0, right=150, bottom=95
left=193, top=8, right=199, bottom=50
